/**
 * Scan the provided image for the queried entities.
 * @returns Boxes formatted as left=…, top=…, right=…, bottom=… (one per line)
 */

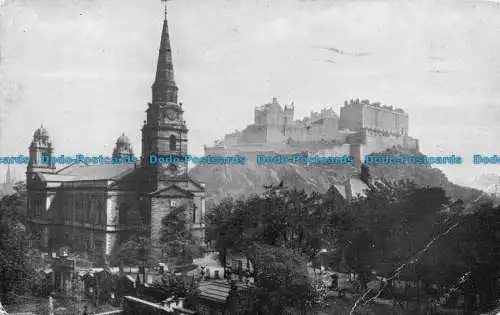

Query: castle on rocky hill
left=204, top=97, right=419, bottom=163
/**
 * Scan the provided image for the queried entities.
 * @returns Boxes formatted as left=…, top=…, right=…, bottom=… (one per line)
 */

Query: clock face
left=163, top=163, right=185, bottom=177
left=166, top=109, right=177, bottom=121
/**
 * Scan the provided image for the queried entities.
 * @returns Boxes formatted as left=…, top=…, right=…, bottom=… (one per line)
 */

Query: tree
left=453, top=203, right=500, bottom=311
left=245, top=244, right=319, bottom=314
left=109, top=236, right=153, bottom=267
left=0, top=184, right=47, bottom=305
left=326, top=180, right=451, bottom=291
left=206, top=184, right=332, bottom=313
left=205, top=197, right=238, bottom=267
left=160, top=204, right=202, bottom=269
left=207, top=186, right=332, bottom=265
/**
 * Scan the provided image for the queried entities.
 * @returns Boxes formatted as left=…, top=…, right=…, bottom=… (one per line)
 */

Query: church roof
left=333, top=184, right=347, bottom=199
left=55, top=163, right=137, bottom=181
left=38, top=173, right=78, bottom=182
left=34, top=125, right=50, bottom=138
left=148, top=179, right=205, bottom=197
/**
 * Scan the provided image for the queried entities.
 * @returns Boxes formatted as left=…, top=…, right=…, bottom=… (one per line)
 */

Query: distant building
left=204, top=97, right=419, bottom=164
left=26, top=13, right=206, bottom=264
left=324, top=164, right=383, bottom=204
left=0, top=164, right=16, bottom=197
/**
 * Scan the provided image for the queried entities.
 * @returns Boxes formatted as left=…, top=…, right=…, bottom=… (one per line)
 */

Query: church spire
left=5, top=164, right=13, bottom=185
left=152, top=1, right=178, bottom=104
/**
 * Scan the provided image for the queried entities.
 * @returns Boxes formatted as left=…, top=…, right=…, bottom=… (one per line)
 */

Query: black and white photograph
left=1, top=0, right=500, bottom=314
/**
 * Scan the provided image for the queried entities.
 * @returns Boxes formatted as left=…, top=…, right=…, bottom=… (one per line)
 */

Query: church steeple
left=5, top=164, right=14, bottom=186
left=141, top=7, right=189, bottom=189
left=152, top=8, right=178, bottom=104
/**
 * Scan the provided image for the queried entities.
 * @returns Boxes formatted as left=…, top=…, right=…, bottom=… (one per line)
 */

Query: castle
left=204, top=97, right=419, bottom=162
left=25, top=12, right=206, bottom=265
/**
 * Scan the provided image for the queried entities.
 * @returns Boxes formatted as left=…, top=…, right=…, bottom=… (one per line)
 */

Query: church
left=25, top=12, right=206, bottom=264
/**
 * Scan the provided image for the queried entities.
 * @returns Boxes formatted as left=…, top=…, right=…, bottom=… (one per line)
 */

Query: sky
left=1, top=0, right=500, bottom=185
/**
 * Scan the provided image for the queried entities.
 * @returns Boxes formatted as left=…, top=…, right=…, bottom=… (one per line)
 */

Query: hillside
left=456, top=173, right=499, bottom=194
left=190, top=148, right=484, bottom=206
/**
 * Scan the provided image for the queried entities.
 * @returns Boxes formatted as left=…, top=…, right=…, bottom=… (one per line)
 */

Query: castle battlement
left=299, top=107, right=339, bottom=124
left=342, top=98, right=407, bottom=116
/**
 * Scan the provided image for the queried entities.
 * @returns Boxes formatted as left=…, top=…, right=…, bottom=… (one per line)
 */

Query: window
left=192, top=205, right=196, bottom=223
left=169, top=200, right=177, bottom=207
left=169, top=135, right=176, bottom=151
left=97, top=202, right=104, bottom=225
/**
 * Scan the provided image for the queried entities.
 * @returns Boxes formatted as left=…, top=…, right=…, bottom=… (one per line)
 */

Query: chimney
left=360, top=163, right=372, bottom=186
left=345, top=178, right=353, bottom=204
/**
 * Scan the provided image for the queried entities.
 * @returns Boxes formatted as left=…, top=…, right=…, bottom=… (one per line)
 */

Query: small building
left=122, top=295, right=196, bottom=315
left=196, top=280, right=252, bottom=315
left=325, top=176, right=370, bottom=204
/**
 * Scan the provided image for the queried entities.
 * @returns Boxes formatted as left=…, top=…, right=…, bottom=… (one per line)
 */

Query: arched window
left=169, top=135, right=176, bottom=151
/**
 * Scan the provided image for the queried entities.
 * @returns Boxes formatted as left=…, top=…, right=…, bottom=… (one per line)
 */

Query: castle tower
left=284, top=102, right=294, bottom=123
left=27, top=125, right=55, bottom=180
left=112, top=133, right=134, bottom=158
left=141, top=7, right=188, bottom=190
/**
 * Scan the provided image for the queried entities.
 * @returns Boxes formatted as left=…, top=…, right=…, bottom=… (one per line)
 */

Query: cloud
left=311, top=45, right=371, bottom=57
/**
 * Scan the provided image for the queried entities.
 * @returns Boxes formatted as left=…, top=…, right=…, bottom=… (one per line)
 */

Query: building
left=26, top=12, right=206, bottom=265
left=204, top=97, right=419, bottom=164
left=0, top=164, right=16, bottom=197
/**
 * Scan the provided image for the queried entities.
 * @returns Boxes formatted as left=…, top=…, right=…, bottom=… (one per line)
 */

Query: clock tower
left=141, top=11, right=188, bottom=190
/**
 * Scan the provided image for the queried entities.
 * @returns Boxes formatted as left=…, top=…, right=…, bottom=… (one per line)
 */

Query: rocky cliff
left=190, top=148, right=484, bottom=208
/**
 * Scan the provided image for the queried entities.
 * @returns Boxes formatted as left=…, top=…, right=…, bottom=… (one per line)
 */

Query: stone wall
left=362, top=105, right=409, bottom=135
left=204, top=146, right=241, bottom=156
left=266, top=125, right=287, bottom=143
left=339, top=101, right=409, bottom=136
left=403, top=136, right=419, bottom=151
left=339, top=102, right=363, bottom=131
left=363, top=130, right=406, bottom=155
left=150, top=197, right=192, bottom=258
left=315, top=144, right=351, bottom=157
left=239, top=125, right=267, bottom=144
